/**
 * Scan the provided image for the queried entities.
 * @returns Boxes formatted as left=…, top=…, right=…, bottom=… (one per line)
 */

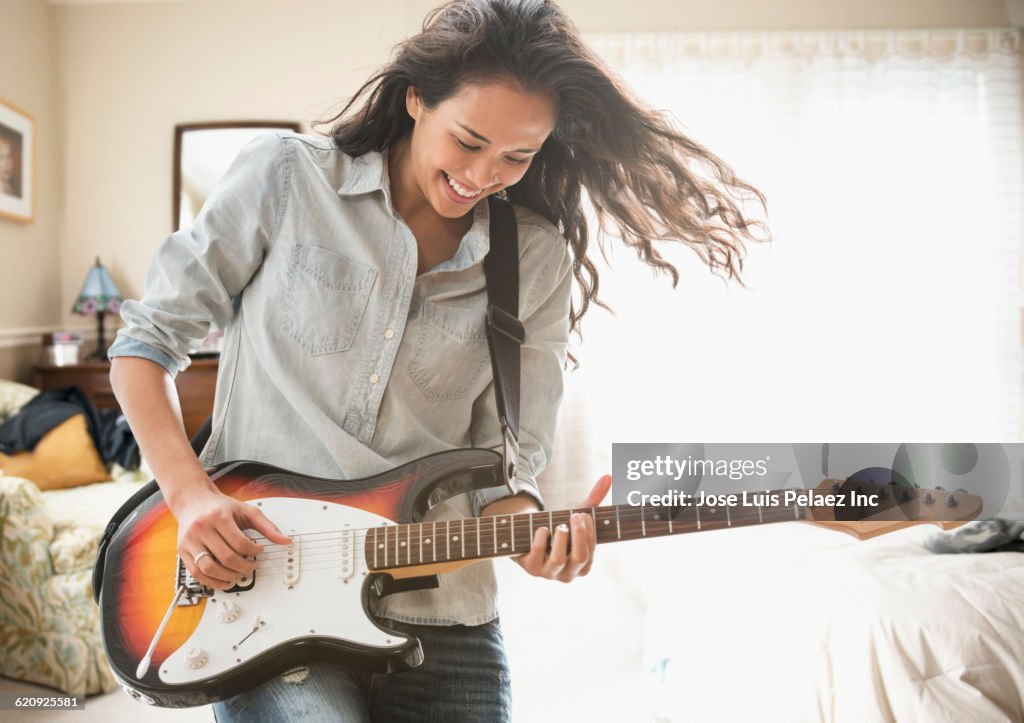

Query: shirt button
left=384, top=329, right=395, bottom=339
left=369, top=373, right=380, bottom=384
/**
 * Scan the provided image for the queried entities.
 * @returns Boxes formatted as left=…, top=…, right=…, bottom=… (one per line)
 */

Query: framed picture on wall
left=0, top=98, right=34, bottom=223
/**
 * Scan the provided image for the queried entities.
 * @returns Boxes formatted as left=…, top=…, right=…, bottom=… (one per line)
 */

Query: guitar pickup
left=283, top=537, right=300, bottom=587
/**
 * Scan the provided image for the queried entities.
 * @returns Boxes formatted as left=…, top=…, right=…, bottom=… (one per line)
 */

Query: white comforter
left=640, top=523, right=1024, bottom=722
left=497, top=520, right=1023, bottom=722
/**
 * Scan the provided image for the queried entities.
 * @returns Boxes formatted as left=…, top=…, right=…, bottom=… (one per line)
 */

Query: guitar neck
left=366, top=494, right=807, bottom=572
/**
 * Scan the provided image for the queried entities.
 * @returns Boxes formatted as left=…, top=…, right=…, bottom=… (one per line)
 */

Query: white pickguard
left=160, top=497, right=404, bottom=685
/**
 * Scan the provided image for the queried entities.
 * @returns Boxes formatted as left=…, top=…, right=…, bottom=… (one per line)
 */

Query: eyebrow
left=455, top=122, right=541, bottom=154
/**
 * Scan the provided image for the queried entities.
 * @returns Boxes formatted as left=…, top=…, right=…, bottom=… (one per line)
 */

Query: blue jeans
left=212, top=619, right=511, bottom=722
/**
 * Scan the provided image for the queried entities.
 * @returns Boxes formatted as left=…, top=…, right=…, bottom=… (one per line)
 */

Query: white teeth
left=445, top=173, right=481, bottom=198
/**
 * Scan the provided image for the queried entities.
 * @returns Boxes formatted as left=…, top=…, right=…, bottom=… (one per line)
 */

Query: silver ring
left=193, top=550, right=213, bottom=566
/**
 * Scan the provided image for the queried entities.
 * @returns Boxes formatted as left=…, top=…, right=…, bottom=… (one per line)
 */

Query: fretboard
left=365, top=496, right=807, bottom=571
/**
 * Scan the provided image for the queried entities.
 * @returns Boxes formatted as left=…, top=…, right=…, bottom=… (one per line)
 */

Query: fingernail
left=557, top=523, right=569, bottom=532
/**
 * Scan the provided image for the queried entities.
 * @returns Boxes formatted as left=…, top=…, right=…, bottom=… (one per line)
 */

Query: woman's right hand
left=170, top=485, right=292, bottom=591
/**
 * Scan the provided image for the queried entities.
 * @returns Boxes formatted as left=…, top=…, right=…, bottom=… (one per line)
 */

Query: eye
left=455, top=137, right=480, bottom=151
left=505, top=156, right=530, bottom=165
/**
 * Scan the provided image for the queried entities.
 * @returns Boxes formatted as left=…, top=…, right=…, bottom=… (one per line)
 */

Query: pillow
left=0, top=413, right=109, bottom=491
left=0, top=379, right=39, bottom=420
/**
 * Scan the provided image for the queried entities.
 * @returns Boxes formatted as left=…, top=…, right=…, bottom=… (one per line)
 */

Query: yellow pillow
left=0, top=414, right=109, bottom=491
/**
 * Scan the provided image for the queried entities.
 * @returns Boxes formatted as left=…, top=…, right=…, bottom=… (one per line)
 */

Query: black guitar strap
left=483, top=196, right=525, bottom=493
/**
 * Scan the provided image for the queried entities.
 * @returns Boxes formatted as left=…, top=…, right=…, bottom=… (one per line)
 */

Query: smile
left=443, top=171, right=482, bottom=199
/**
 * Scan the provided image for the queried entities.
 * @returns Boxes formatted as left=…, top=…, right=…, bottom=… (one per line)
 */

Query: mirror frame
left=173, top=120, right=302, bottom=230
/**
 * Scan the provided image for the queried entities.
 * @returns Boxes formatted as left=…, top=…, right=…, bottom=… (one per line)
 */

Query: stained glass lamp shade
left=71, top=257, right=123, bottom=360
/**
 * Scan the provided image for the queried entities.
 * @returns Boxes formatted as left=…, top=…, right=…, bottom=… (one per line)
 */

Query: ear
left=406, top=86, right=421, bottom=122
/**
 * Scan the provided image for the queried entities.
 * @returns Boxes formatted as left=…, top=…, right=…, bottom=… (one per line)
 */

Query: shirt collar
left=337, top=149, right=388, bottom=197
left=337, top=148, right=492, bottom=271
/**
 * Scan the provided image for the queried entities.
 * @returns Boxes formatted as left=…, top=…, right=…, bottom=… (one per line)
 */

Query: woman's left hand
left=512, top=475, right=612, bottom=583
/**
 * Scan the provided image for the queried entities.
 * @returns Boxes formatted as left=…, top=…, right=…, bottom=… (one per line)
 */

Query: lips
left=441, top=171, right=482, bottom=204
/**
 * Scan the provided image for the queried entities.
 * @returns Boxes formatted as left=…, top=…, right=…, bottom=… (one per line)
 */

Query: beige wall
left=0, top=0, right=61, bottom=382
left=0, top=0, right=1015, bottom=382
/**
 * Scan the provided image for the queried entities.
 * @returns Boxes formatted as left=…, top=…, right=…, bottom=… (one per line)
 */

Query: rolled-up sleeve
left=108, top=132, right=290, bottom=376
left=469, top=227, right=573, bottom=515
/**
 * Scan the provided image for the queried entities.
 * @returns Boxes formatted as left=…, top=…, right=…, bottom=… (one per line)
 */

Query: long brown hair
left=316, top=0, right=769, bottom=337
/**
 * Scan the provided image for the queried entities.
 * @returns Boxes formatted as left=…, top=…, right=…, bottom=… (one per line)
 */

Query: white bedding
left=496, top=519, right=1023, bottom=722
left=639, top=522, right=1024, bottom=722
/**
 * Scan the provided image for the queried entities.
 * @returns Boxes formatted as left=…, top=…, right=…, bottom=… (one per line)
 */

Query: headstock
left=805, top=478, right=983, bottom=540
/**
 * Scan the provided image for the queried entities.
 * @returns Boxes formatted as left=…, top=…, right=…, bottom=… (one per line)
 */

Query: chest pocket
left=408, top=300, right=492, bottom=401
left=281, top=243, right=376, bottom=355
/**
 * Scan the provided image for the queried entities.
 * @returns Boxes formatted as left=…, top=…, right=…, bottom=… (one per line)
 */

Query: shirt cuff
left=470, top=475, right=545, bottom=517
left=107, top=335, right=182, bottom=378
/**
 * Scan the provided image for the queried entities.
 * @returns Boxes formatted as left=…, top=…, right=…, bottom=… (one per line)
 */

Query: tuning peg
left=923, top=492, right=935, bottom=504
left=946, top=494, right=958, bottom=507
left=900, top=489, right=911, bottom=503
left=831, top=481, right=840, bottom=493
left=934, top=485, right=945, bottom=491
left=888, top=480, right=898, bottom=486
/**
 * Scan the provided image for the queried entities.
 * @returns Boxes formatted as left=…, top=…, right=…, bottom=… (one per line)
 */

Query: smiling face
left=399, top=80, right=558, bottom=221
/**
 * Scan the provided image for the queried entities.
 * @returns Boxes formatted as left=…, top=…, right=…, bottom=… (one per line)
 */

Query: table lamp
left=72, top=257, right=123, bottom=360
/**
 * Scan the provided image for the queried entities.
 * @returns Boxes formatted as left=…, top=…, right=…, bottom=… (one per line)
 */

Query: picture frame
left=0, top=98, right=34, bottom=223
left=173, top=121, right=301, bottom=230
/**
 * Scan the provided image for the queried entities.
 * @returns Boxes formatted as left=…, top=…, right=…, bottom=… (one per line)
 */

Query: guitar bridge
left=174, top=556, right=211, bottom=606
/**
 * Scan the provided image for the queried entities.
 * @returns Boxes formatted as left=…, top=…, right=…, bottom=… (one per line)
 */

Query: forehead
left=438, top=81, right=557, bottom=145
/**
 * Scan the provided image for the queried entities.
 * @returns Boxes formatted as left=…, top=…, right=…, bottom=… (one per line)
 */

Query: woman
left=109, top=1, right=766, bottom=720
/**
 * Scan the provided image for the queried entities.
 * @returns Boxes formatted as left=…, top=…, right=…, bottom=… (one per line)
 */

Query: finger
left=516, top=527, right=549, bottom=574
left=578, top=513, right=597, bottom=577
left=240, top=505, right=292, bottom=546
left=543, top=523, right=571, bottom=578
left=578, top=474, right=613, bottom=508
left=205, top=530, right=255, bottom=577
left=220, top=511, right=265, bottom=558
left=187, top=549, right=234, bottom=589
left=556, top=514, right=588, bottom=581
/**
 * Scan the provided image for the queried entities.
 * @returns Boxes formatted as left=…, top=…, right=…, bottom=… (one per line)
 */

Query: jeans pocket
left=408, top=300, right=491, bottom=401
left=281, top=243, right=376, bottom=355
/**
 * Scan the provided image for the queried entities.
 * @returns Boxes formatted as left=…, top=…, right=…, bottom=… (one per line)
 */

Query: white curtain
left=537, top=29, right=1024, bottom=509
left=499, top=29, right=1024, bottom=723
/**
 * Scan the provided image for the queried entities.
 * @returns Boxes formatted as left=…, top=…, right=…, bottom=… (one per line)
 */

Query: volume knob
left=185, top=647, right=208, bottom=669
left=217, top=600, right=241, bottom=623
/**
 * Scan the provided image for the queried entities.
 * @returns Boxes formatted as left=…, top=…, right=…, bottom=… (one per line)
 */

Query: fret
left=419, top=522, right=423, bottom=563
left=431, top=521, right=436, bottom=562
left=758, top=505, right=763, bottom=524
left=394, top=522, right=400, bottom=565
left=373, top=528, right=379, bottom=569
left=476, top=517, right=481, bottom=558
left=405, top=524, right=411, bottom=564
left=492, top=516, right=498, bottom=555
left=445, top=520, right=451, bottom=561
left=529, top=512, right=534, bottom=543
left=383, top=525, right=389, bottom=567
left=696, top=504, right=701, bottom=531
left=460, top=519, right=465, bottom=559
left=615, top=506, right=621, bottom=539
left=641, top=506, right=647, bottom=537
left=548, top=511, right=554, bottom=536
left=726, top=506, right=731, bottom=527
left=511, top=515, right=515, bottom=551
left=793, top=503, right=799, bottom=520
left=590, top=507, right=597, bottom=531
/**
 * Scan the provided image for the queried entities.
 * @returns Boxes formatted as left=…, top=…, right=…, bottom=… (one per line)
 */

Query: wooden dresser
left=32, top=357, right=218, bottom=439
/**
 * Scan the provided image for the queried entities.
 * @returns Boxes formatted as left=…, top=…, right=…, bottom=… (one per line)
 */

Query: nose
left=464, top=158, right=500, bottom=190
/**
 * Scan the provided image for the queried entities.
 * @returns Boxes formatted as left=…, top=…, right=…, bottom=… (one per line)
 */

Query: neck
left=365, top=495, right=807, bottom=572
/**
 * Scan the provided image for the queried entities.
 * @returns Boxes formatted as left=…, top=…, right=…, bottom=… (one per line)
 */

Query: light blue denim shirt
left=108, top=132, right=572, bottom=625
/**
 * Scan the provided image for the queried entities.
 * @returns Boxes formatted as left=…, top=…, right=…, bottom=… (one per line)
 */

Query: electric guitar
left=97, top=448, right=982, bottom=708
